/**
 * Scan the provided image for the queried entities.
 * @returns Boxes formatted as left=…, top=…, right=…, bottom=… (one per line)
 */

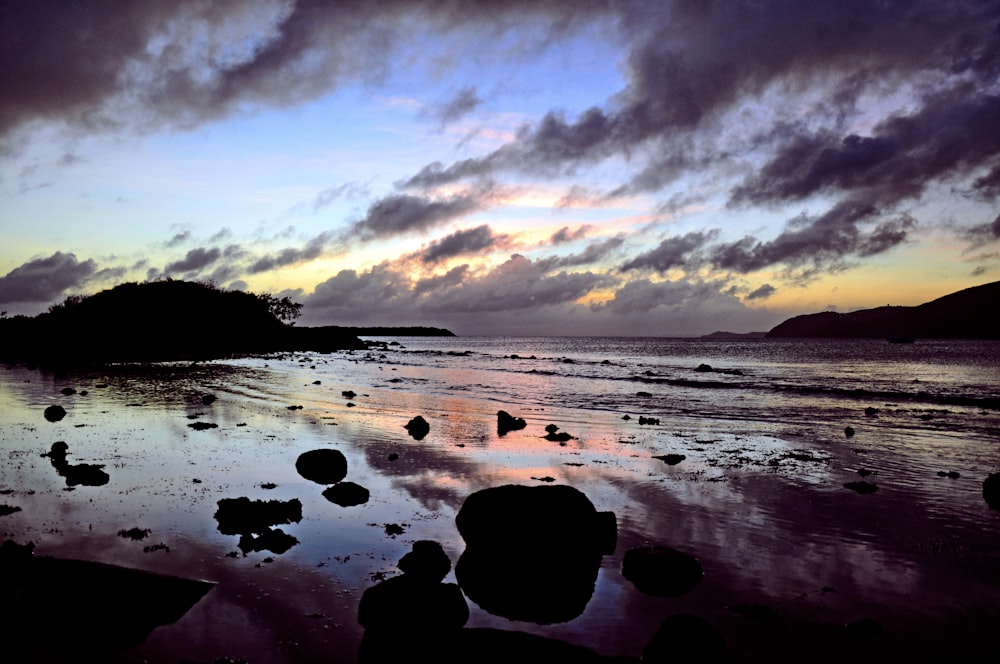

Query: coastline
left=2, top=339, right=999, bottom=661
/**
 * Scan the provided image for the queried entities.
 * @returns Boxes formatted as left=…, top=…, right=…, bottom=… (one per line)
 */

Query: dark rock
left=342, top=390, right=357, bottom=398
left=60, top=387, right=76, bottom=395
left=214, top=497, right=302, bottom=536
left=43, top=405, right=66, bottom=422
left=844, top=425, right=856, bottom=438
left=937, top=470, right=960, bottom=479
left=983, top=473, right=1000, bottom=508
left=201, top=394, right=217, bottom=405
left=639, top=416, right=660, bottom=425
left=323, top=481, right=370, bottom=507
left=643, top=614, right=726, bottom=663
left=0, top=504, right=22, bottom=517
left=358, top=541, right=468, bottom=661
left=653, top=454, right=685, bottom=466
left=636, top=391, right=652, bottom=397
left=695, top=364, right=713, bottom=372
left=117, top=527, right=151, bottom=541
left=454, top=484, right=616, bottom=624
left=858, top=468, right=872, bottom=477
left=187, top=422, right=217, bottom=430
left=42, top=441, right=109, bottom=486
left=544, top=424, right=560, bottom=434
left=237, top=528, right=298, bottom=555
left=405, top=415, right=430, bottom=440
left=864, top=407, right=879, bottom=416
left=621, top=545, right=703, bottom=597
left=295, top=448, right=348, bottom=484
left=496, top=410, right=527, bottom=436
left=388, top=453, right=399, bottom=461
left=622, top=414, right=632, bottom=420
left=844, top=480, right=878, bottom=494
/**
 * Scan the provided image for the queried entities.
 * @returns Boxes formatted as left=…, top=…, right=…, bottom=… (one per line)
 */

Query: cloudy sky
left=2, top=1, right=998, bottom=335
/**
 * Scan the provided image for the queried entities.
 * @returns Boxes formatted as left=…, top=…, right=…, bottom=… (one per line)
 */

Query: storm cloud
left=419, top=225, right=507, bottom=264
left=0, top=252, right=96, bottom=304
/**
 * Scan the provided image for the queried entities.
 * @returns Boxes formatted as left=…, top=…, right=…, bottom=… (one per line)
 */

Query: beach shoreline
left=2, top=339, right=999, bottom=661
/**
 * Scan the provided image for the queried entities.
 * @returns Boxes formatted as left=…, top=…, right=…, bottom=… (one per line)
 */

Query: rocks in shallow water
left=187, top=421, right=217, bottom=430
left=405, top=415, right=430, bottom=440
left=983, top=473, right=1000, bottom=508
left=621, top=545, right=703, bottom=597
left=496, top=410, right=527, bottom=436
left=653, top=454, right=686, bottom=466
left=844, top=425, right=856, bottom=438
left=60, top=387, right=76, bottom=396
left=639, top=416, right=660, bottom=425
left=636, top=391, right=652, bottom=397
left=43, top=405, right=66, bottom=422
left=937, top=470, right=960, bottom=479
left=42, top=441, right=109, bottom=486
left=864, top=407, right=879, bottom=416
left=342, top=390, right=357, bottom=399
left=844, top=480, right=878, bottom=494
left=695, top=363, right=713, bottom=372
left=0, top=504, right=22, bottom=517
left=295, top=448, right=348, bottom=484
left=238, top=528, right=298, bottom=555
left=322, top=481, right=370, bottom=507
left=542, top=424, right=574, bottom=443
left=201, top=394, right=217, bottom=405
left=454, top=484, right=616, bottom=624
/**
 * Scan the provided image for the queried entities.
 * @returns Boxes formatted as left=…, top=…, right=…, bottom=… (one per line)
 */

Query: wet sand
left=2, top=352, right=999, bottom=662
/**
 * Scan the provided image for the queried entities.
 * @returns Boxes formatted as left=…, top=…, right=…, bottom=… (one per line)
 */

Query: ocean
left=2, top=336, right=999, bottom=661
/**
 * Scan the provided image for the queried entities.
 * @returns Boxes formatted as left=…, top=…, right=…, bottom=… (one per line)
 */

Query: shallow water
left=1, top=337, right=999, bottom=662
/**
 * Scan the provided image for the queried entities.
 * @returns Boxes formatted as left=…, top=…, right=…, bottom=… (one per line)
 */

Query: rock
left=237, top=528, right=298, bottom=555
left=342, top=390, right=357, bottom=398
left=636, top=391, right=652, bottom=397
left=544, top=431, right=574, bottom=443
left=187, top=422, right=217, bottom=430
left=43, top=405, right=66, bottom=422
left=844, top=480, right=878, bottom=494
left=201, top=394, right=217, bottom=405
left=639, top=416, right=660, bottom=425
left=622, top=414, right=632, bottom=420
left=0, top=504, right=22, bottom=517
left=642, top=614, right=726, bottom=663
left=405, top=415, right=430, bottom=440
left=983, top=473, right=1000, bottom=508
left=864, top=407, right=879, bottom=416
left=695, top=364, right=713, bottom=372
left=621, top=545, right=703, bottom=597
left=653, top=454, right=685, bottom=466
left=60, top=387, right=76, bottom=396
left=496, top=410, right=527, bottom=436
left=214, top=497, right=302, bottom=536
left=544, top=424, right=560, bottom=434
left=323, top=481, right=370, bottom=507
left=844, top=425, right=856, bottom=438
left=454, top=484, right=616, bottom=624
left=387, top=453, right=399, bottom=461
left=295, top=449, right=348, bottom=484
left=358, top=541, right=468, bottom=661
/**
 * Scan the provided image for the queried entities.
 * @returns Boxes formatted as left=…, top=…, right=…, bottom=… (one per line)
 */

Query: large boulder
left=621, top=545, right=703, bottom=597
left=454, top=484, right=616, bottom=624
left=295, top=449, right=348, bottom=484
left=322, top=481, right=370, bottom=507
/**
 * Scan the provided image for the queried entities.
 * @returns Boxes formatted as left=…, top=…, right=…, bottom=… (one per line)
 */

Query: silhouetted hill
left=766, top=281, right=1000, bottom=339
left=0, top=281, right=367, bottom=365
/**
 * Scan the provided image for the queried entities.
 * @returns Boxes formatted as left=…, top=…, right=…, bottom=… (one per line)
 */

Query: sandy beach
left=2, top=339, right=999, bottom=662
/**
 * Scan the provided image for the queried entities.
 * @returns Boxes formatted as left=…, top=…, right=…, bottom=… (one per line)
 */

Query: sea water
left=1, top=336, right=999, bottom=661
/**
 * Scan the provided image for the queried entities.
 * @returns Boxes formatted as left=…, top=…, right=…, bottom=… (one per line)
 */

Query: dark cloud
left=709, top=198, right=914, bottom=274
left=413, top=265, right=470, bottom=295
left=165, top=231, right=192, bottom=248
left=164, top=247, right=222, bottom=275
left=419, top=225, right=506, bottom=264
left=248, top=232, right=335, bottom=274
left=0, top=252, right=96, bottom=304
left=730, top=91, right=1000, bottom=207
left=350, top=192, right=485, bottom=241
left=550, top=235, right=626, bottom=268
left=621, top=230, right=717, bottom=273
left=745, top=284, right=776, bottom=301
left=593, top=278, right=722, bottom=316
left=548, top=225, right=592, bottom=245
left=425, top=86, right=482, bottom=125
left=962, top=213, right=1000, bottom=247
left=0, top=1, right=613, bottom=143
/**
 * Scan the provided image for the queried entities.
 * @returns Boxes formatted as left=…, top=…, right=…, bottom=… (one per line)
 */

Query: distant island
left=0, top=280, right=452, bottom=366
left=766, top=280, right=1000, bottom=339
left=699, top=331, right=768, bottom=340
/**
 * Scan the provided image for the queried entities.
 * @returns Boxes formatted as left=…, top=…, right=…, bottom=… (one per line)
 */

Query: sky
left=1, top=0, right=999, bottom=336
